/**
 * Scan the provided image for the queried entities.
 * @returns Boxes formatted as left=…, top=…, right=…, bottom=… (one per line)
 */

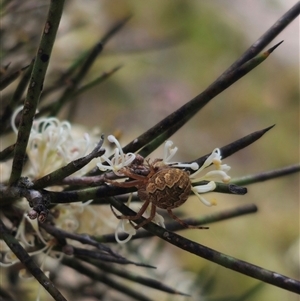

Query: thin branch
left=74, top=65, right=123, bottom=97
left=73, top=247, right=155, bottom=268
left=108, top=197, right=300, bottom=294
left=63, top=257, right=156, bottom=301
left=0, top=64, right=29, bottom=91
left=9, top=1, right=65, bottom=185
left=97, top=203, right=258, bottom=243
left=0, top=219, right=67, bottom=301
left=232, top=164, right=300, bottom=186
left=48, top=43, right=103, bottom=116
left=221, top=2, right=300, bottom=75
left=32, top=135, right=105, bottom=189
left=47, top=16, right=131, bottom=116
left=84, top=257, right=190, bottom=296
left=0, top=59, right=34, bottom=132
left=40, top=222, right=116, bottom=255
left=187, top=125, right=275, bottom=172
left=120, top=42, right=283, bottom=158
left=0, top=143, right=15, bottom=161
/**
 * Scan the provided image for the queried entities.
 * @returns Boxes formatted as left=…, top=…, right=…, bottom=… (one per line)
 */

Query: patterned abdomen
left=146, top=168, right=191, bottom=209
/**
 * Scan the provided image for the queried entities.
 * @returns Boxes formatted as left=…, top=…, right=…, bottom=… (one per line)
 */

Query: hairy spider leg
left=110, top=198, right=150, bottom=221
left=106, top=178, right=143, bottom=188
left=134, top=203, right=157, bottom=230
left=167, top=209, right=209, bottom=230
left=110, top=200, right=159, bottom=230
left=105, top=167, right=150, bottom=188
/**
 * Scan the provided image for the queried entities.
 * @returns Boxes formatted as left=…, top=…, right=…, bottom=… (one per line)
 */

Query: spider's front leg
left=104, top=168, right=148, bottom=188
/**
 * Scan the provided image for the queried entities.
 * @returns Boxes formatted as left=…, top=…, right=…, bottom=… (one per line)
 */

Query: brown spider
left=107, top=159, right=209, bottom=230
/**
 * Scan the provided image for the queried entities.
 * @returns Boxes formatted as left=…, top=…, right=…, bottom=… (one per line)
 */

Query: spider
left=107, top=159, right=209, bottom=230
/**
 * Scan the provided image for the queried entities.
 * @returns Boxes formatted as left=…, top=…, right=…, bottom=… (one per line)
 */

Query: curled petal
left=198, top=195, right=217, bottom=207
left=203, top=170, right=231, bottom=183
left=173, top=162, right=199, bottom=170
left=143, top=205, right=166, bottom=228
left=204, top=149, right=221, bottom=168
left=191, top=186, right=217, bottom=207
left=97, top=155, right=113, bottom=171
left=108, top=135, right=121, bottom=148
left=190, top=148, right=221, bottom=179
left=98, top=135, right=136, bottom=175
left=115, top=220, right=135, bottom=244
left=2, top=251, right=19, bottom=266
left=163, top=140, right=178, bottom=162
left=192, top=181, right=216, bottom=193
left=123, top=153, right=136, bottom=166
left=11, top=106, right=23, bottom=134
left=152, top=212, right=166, bottom=228
left=220, top=164, right=231, bottom=172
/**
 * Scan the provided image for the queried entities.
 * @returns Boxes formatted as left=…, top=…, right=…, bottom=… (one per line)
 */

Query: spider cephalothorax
left=107, top=159, right=208, bottom=230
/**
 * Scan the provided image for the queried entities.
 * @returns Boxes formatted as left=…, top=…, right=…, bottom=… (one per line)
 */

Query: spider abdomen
left=146, top=168, right=191, bottom=209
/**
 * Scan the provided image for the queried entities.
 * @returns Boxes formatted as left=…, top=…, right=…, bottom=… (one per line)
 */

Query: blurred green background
left=2, top=0, right=299, bottom=300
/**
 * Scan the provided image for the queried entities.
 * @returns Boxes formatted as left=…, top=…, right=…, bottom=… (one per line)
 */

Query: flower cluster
left=97, top=135, right=167, bottom=243
left=96, top=135, right=136, bottom=176
left=1, top=112, right=101, bottom=291
left=0, top=199, right=62, bottom=269
left=161, top=140, right=231, bottom=206
left=98, top=136, right=231, bottom=243
left=5, top=108, right=231, bottom=259
left=12, top=107, right=95, bottom=179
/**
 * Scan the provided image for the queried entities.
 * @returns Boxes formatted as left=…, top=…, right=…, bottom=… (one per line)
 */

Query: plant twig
left=187, top=125, right=275, bottom=172
left=108, top=197, right=300, bottom=294
left=9, top=0, right=65, bottom=185
left=0, top=219, right=67, bottom=301
left=63, top=257, right=156, bottom=301
left=97, top=203, right=258, bottom=243
left=120, top=42, right=282, bottom=158
left=0, top=143, right=15, bottom=161
left=221, top=1, right=300, bottom=75
left=72, top=247, right=155, bottom=268
left=47, top=16, right=131, bottom=116
left=232, top=164, right=300, bottom=186
left=0, top=59, right=34, bottom=132
left=32, top=135, right=105, bottom=189
left=83, top=257, right=190, bottom=296
left=0, top=64, right=29, bottom=91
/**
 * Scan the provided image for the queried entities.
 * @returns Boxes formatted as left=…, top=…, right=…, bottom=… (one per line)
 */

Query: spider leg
left=110, top=199, right=150, bottom=222
left=167, top=209, right=209, bottom=229
left=134, top=203, right=157, bottom=230
left=122, top=169, right=149, bottom=181
left=106, top=178, right=142, bottom=188
left=105, top=167, right=149, bottom=188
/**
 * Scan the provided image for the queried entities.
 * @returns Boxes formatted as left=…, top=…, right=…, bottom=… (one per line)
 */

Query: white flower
left=97, top=135, right=136, bottom=176
left=189, top=148, right=231, bottom=206
left=12, top=108, right=95, bottom=179
left=162, top=140, right=199, bottom=170
left=54, top=199, right=96, bottom=232
left=15, top=214, right=48, bottom=247
left=28, top=118, right=91, bottom=178
left=161, top=141, right=231, bottom=207
left=190, top=148, right=231, bottom=182
left=115, top=219, right=136, bottom=244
